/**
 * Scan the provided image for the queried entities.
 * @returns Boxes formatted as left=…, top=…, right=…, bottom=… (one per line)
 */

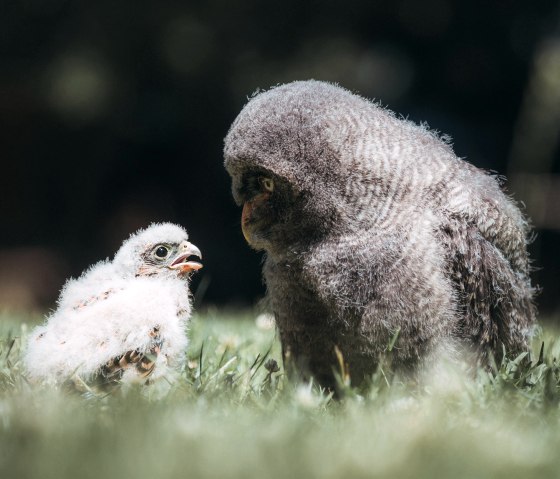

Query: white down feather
left=24, top=223, right=195, bottom=386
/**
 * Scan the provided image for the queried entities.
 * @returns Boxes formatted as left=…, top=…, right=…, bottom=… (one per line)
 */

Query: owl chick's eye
left=154, top=245, right=170, bottom=259
left=259, top=177, right=274, bottom=193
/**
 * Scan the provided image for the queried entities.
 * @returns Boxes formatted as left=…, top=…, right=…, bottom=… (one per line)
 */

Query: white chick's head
left=113, top=223, right=202, bottom=279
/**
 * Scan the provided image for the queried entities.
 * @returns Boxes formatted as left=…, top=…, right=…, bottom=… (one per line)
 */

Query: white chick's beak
left=169, top=241, right=203, bottom=274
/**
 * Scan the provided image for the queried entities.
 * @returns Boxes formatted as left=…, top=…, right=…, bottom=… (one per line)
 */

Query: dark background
left=1, top=0, right=559, bottom=316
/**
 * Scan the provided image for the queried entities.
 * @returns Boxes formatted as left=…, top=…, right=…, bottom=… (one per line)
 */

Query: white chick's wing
left=25, top=277, right=191, bottom=385
left=56, top=260, right=119, bottom=313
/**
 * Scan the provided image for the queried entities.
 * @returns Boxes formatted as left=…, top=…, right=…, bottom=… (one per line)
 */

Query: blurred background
left=1, top=0, right=559, bottom=317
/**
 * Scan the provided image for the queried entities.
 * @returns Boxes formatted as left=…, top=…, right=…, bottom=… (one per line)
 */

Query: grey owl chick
left=224, top=80, right=536, bottom=388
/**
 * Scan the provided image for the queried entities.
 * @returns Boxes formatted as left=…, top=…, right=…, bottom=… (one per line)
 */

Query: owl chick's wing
left=439, top=216, right=534, bottom=358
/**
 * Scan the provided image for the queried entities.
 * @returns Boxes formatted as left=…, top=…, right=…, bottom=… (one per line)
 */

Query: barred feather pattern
left=224, top=80, right=537, bottom=387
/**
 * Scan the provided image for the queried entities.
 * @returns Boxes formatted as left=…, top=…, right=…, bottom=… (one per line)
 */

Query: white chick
left=24, top=223, right=202, bottom=391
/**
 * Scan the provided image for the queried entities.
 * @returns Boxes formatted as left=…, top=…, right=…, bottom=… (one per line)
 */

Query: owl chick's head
left=112, top=223, right=202, bottom=279
left=224, top=80, right=374, bottom=254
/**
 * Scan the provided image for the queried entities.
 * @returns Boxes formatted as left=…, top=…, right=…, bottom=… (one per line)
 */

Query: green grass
left=2, top=311, right=560, bottom=479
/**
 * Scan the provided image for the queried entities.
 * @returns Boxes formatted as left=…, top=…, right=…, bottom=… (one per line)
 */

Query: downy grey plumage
left=224, top=80, right=536, bottom=388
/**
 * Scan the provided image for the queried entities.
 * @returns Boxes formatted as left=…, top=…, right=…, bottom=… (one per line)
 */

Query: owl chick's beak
left=169, top=241, right=203, bottom=274
left=242, top=192, right=271, bottom=244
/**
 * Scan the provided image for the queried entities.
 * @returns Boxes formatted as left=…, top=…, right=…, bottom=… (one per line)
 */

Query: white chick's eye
left=259, top=176, right=274, bottom=193
left=154, top=245, right=170, bottom=259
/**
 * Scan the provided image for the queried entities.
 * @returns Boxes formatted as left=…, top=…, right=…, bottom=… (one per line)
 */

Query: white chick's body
left=24, top=223, right=202, bottom=390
